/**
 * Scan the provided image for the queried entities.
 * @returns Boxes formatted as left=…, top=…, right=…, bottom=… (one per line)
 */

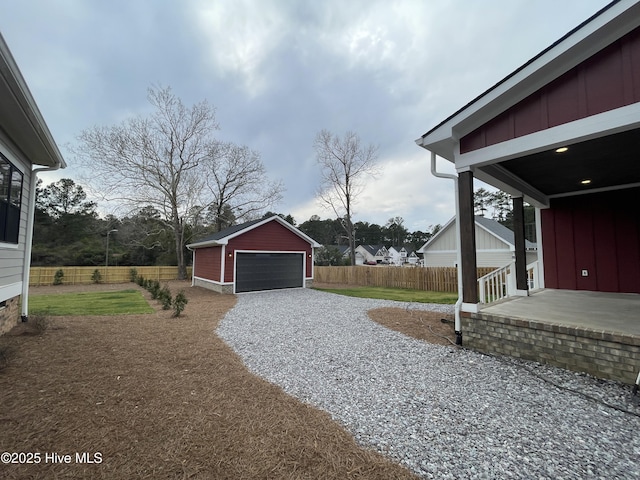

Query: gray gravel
left=217, top=288, right=640, bottom=479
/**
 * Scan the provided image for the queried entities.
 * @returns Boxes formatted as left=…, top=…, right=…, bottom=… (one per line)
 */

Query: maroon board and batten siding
left=460, top=26, right=640, bottom=153
left=541, top=188, right=640, bottom=294
left=223, top=220, right=313, bottom=283
left=193, top=245, right=222, bottom=282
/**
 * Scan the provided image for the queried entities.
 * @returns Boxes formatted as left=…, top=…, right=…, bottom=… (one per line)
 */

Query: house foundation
left=463, top=311, right=640, bottom=385
left=0, top=296, right=20, bottom=336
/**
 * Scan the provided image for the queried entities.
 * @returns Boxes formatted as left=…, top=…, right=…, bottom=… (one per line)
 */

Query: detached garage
left=188, top=215, right=321, bottom=294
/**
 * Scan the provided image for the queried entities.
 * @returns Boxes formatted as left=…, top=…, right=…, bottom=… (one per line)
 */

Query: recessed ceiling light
left=555, top=147, right=569, bottom=153
left=580, top=179, right=592, bottom=185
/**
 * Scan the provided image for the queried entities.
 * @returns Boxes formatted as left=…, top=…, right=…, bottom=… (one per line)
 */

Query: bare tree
left=74, top=86, right=283, bottom=278
left=75, top=86, right=218, bottom=279
left=203, top=142, right=283, bottom=232
left=314, top=130, right=378, bottom=265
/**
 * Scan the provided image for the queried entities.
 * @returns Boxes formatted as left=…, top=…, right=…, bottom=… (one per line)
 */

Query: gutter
left=428, top=151, right=463, bottom=345
left=21, top=162, right=62, bottom=321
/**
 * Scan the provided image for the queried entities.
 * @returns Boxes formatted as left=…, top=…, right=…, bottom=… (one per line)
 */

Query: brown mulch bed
left=368, top=308, right=456, bottom=347
left=314, top=282, right=457, bottom=347
left=0, top=282, right=417, bottom=479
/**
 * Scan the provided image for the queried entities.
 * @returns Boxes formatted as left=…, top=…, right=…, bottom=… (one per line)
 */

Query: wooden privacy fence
left=314, top=266, right=496, bottom=293
left=29, top=266, right=193, bottom=286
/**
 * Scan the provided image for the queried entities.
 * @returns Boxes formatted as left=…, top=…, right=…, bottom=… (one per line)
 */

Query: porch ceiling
left=478, top=127, right=640, bottom=197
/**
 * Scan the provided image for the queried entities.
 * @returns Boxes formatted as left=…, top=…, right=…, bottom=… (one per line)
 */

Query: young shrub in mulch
left=172, top=291, right=188, bottom=317
left=148, top=280, right=161, bottom=300
left=159, top=285, right=172, bottom=310
left=0, top=344, right=15, bottom=372
left=129, top=268, right=138, bottom=283
left=136, top=275, right=145, bottom=287
left=30, top=313, right=50, bottom=334
left=53, top=269, right=64, bottom=285
left=91, top=269, right=102, bottom=284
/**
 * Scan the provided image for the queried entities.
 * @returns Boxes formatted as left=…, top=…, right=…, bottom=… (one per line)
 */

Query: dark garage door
left=235, top=253, right=304, bottom=293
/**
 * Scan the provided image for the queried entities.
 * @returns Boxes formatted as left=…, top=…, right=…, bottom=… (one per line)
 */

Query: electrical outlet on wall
left=581, top=269, right=589, bottom=277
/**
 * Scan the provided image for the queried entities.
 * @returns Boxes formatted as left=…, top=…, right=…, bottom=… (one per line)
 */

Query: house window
left=0, top=154, right=23, bottom=244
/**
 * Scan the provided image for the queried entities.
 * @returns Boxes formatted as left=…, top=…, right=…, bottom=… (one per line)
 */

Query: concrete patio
left=480, top=288, right=640, bottom=336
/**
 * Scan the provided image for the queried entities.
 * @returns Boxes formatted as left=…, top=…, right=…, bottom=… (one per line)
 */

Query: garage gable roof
left=187, top=215, right=322, bottom=248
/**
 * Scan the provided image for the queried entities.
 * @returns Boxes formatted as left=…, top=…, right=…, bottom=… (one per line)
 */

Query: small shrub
left=53, top=269, right=64, bottom=285
left=173, top=291, right=188, bottom=317
left=159, top=284, right=171, bottom=300
left=91, top=269, right=102, bottom=284
left=136, top=275, right=145, bottom=287
left=31, top=313, right=50, bottom=334
left=149, top=280, right=161, bottom=299
left=0, top=344, right=15, bottom=372
left=161, top=292, right=173, bottom=310
left=129, top=268, right=138, bottom=283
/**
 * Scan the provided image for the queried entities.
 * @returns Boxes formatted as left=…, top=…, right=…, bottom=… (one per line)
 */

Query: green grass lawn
left=313, top=286, right=458, bottom=304
left=28, top=289, right=154, bottom=316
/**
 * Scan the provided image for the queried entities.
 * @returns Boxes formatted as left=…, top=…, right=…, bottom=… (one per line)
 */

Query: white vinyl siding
left=476, top=228, right=510, bottom=250
left=426, top=225, right=457, bottom=251
left=422, top=218, right=539, bottom=269
left=424, top=249, right=538, bottom=268
left=427, top=221, right=512, bottom=251
left=0, top=133, right=31, bottom=299
left=423, top=251, right=458, bottom=267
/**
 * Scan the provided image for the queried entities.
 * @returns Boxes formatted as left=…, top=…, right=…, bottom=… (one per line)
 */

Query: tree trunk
left=173, top=211, right=187, bottom=280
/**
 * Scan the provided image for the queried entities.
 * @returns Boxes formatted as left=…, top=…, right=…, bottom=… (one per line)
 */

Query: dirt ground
left=0, top=282, right=452, bottom=479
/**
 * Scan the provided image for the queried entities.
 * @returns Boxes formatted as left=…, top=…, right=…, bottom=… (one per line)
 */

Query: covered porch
left=416, top=1, right=640, bottom=385
left=482, top=289, right=640, bottom=334
left=465, top=289, right=640, bottom=384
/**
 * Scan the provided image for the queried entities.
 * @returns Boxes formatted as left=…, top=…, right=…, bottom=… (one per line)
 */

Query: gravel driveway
left=217, top=288, right=640, bottom=480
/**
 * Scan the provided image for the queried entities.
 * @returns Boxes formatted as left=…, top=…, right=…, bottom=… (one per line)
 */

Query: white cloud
left=0, top=0, right=610, bottom=233
left=356, top=153, right=456, bottom=230
left=190, top=1, right=290, bottom=96
left=290, top=151, right=457, bottom=231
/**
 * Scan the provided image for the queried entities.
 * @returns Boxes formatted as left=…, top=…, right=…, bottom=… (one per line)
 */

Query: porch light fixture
left=555, top=147, right=569, bottom=153
left=580, top=179, right=592, bottom=185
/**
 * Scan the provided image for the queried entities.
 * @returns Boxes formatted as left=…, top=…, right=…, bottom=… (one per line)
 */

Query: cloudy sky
left=0, top=0, right=610, bottom=231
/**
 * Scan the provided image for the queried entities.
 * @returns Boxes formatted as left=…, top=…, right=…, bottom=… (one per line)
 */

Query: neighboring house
left=0, top=34, right=66, bottom=335
left=406, top=250, right=420, bottom=265
left=418, top=216, right=537, bottom=268
left=330, top=245, right=350, bottom=258
left=387, top=246, right=402, bottom=265
left=387, top=246, right=420, bottom=266
left=187, top=215, right=321, bottom=294
left=353, top=245, right=420, bottom=266
left=354, top=244, right=390, bottom=265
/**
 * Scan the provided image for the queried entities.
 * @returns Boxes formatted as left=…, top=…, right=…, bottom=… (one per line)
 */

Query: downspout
left=429, top=151, right=463, bottom=345
left=185, top=244, right=195, bottom=287
left=21, top=162, right=62, bottom=321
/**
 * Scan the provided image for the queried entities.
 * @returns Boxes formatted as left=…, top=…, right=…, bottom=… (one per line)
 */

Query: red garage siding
left=461, top=26, right=640, bottom=153
left=541, top=187, right=640, bottom=293
left=194, top=246, right=222, bottom=282
left=224, top=221, right=312, bottom=283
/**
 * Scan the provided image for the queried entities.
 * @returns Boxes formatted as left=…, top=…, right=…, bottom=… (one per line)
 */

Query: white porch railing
left=478, top=260, right=540, bottom=304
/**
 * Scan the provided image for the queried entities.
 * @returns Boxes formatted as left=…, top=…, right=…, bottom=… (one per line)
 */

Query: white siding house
left=0, top=33, right=66, bottom=334
left=418, top=216, right=537, bottom=268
